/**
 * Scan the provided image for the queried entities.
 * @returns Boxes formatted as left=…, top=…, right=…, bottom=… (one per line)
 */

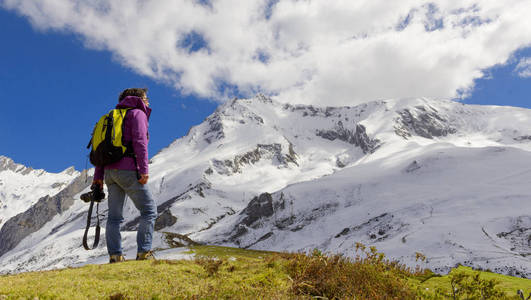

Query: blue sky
left=0, top=3, right=530, bottom=173
left=0, top=8, right=217, bottom=172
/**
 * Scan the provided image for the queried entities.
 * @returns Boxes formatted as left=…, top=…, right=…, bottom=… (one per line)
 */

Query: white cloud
left=514, top=57, right=531, bottom=78
left=2, top=0, right=531, bottom=105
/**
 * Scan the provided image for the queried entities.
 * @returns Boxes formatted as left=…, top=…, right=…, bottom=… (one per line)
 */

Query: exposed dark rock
left=0, top=156, right=32, bottom=174
left=124, top=181, right=211, bottom=230
left=50, top=182, right=65, bottom=189
left=239, top=193, right=274, bottom=227
left=334, top=213, right=389, bottom=238
left=204, top=114, right=225, bottom=144
left=275, top=216, right=295, bottom=230
left=394, top=106, right=457, bottom=139
left=255, top=93, right=273, bottom=104
left=0, top=171, right=91, bottom=257
left=210, top=143, right=298, bottom=175
left=0, top=156, right=19, bottom=172
left=273, top=202, right=340, bottom=234
left=335, top=228, right=350, bottom=238
left=231, top=225, right=248, bottom=243
left=336, top=159, right=346, bottom=168
left=244, top=232, right=274, bottom=249
left=196, top=207, right=236, bottom=234
left=290, top=225, right=305, bottom=232
left=20, top=168, right=34, bottom=176
left=225, top=192, right=275, bottom=242
left=514, top=136, right=531, bottom=142
left=405, top=160, right=421, bottom=173
left=286, top=143, right=299, bottom=166
left=230, top=194, right=340, bottom=246
left=316, top=122, right=381, bottom=154
left=495, top=216, right=531, bottom=257
left=333, top=212, right=407, bottom=243
left=162, top=231, right=201, bottom=248
left=155, top=209, right=178, bottom=231
left=49, top=211, right=87, bottom=235
left=196, top=185, right=205, bottom=197
left=282, top=103, right=325, bottom=117
left=302, top=105, right=320, bottom=117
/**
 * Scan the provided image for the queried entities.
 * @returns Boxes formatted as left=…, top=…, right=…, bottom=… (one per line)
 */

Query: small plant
left=109, top=293, right=128, bottom=300
left=517, top=289, right=531, bottom=300
left=195, top=256, right=224, bottom=276
left=445, top=270, right=508, bottom=299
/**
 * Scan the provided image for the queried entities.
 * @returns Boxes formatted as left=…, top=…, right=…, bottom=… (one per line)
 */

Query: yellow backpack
left=87, top=108, right=135, bottom=166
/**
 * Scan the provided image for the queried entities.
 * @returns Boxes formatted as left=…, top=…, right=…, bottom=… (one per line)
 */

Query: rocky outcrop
left=514, top=135, right=531, bottom=142
left=229, top=193, right=274, bottom=241
left=155, top=209, right=178, bottom=231
left=0, top=156, right=35, bottom=175
left=203, top=114, right=225, bottom=144
left=240, top=193, right=274, bottom=227
left=124, top=181, right=211, bottom=231
left=228, top=192, right=342, bottom=247
left=0, top=156, right=18, bottom=172
left=0, top=171, right=91, bottom=257
left=394, top=106, right=457, bottom=139
left=209, top=143, right=298, bottom=175
left=162, top=232, right=201, bottom=248
left=404, top=160, right=421, bottom=173
left=316, top=122, right=381, bottom=154
left=495, top=216, right=531, bottom=257
left=334, top=213, right=397, bottom=241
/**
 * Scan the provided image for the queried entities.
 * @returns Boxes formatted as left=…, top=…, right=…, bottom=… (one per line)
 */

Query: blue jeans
left=104, top=169, right=156, bottom=255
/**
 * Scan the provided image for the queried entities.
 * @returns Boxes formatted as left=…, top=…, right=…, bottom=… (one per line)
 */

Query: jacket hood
left=116, top=96, right=152, bottom=119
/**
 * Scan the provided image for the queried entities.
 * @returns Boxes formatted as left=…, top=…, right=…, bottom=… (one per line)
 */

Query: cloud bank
left=515, top=57, right=531, bottom=78
left=3, top=0, right=531, bottom=105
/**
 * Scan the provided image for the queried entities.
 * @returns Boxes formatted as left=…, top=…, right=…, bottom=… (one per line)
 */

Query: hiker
left=91, top=88, right=157, bottom=263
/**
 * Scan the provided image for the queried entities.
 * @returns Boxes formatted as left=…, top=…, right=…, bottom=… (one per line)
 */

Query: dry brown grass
left=279, top=243, right=419, bottom=299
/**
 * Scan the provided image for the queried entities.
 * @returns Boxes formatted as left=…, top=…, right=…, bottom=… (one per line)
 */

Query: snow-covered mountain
left=1, top=95, right=530, bottom=277
left=0, top=156, right=79, bottom=232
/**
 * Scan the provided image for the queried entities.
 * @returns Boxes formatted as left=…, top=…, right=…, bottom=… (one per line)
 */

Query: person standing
left=92, top=88, right=157, bottom=263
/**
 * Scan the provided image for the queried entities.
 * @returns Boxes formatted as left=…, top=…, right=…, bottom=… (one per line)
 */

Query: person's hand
left=138, top=174, right=149, bottom=185
left=91, top=179, right=103, bottom=190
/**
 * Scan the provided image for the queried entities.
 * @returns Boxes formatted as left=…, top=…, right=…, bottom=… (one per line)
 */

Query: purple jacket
left=94, top=96, right=152, bottom=181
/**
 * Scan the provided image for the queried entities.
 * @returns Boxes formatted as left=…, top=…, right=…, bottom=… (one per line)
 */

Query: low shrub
left=446, top=270, right=508, bottom=299
left=282, top=243, right=418, bottom=299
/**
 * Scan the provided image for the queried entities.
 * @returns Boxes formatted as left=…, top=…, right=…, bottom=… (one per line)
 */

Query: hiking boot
left=136, top=250, right=155, bottom=261
left=109, top=254, right=125, bottom=263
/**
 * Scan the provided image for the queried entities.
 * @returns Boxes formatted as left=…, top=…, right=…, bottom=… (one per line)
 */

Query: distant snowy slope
left=199, top=144, right=531, bottom=276
left=0, top=156, right=79, bottom=231
left=1, top=96, right=530, bottom=277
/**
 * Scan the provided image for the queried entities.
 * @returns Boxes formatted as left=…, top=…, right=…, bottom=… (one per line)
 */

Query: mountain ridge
left=1, top=96, right=530, bottom=277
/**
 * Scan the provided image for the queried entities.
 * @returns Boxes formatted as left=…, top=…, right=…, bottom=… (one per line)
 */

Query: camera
left=80, top=186, right=106, bottom=203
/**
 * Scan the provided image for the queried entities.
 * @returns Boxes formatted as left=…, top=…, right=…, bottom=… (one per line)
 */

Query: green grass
left=415, top=266, right=531, bottom=299
left=0, top=246, right=529, bottom=299
left=187, top=245, right=277, bottom=260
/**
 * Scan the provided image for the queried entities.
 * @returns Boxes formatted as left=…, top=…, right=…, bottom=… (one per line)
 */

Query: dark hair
left=118, top=88, right=147, bottom=102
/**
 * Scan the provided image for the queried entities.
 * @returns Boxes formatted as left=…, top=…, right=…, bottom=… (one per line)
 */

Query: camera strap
left=83, top=200, right=100, bottom=250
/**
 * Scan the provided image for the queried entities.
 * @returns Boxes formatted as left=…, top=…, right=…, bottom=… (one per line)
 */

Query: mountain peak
left=60, top=166, right=78, bottom=176
left=0, top=156, right=29, bottom=174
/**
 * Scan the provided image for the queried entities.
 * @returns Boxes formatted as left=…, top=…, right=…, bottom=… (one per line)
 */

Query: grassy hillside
left=0, top=245, right=529, bottom=299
